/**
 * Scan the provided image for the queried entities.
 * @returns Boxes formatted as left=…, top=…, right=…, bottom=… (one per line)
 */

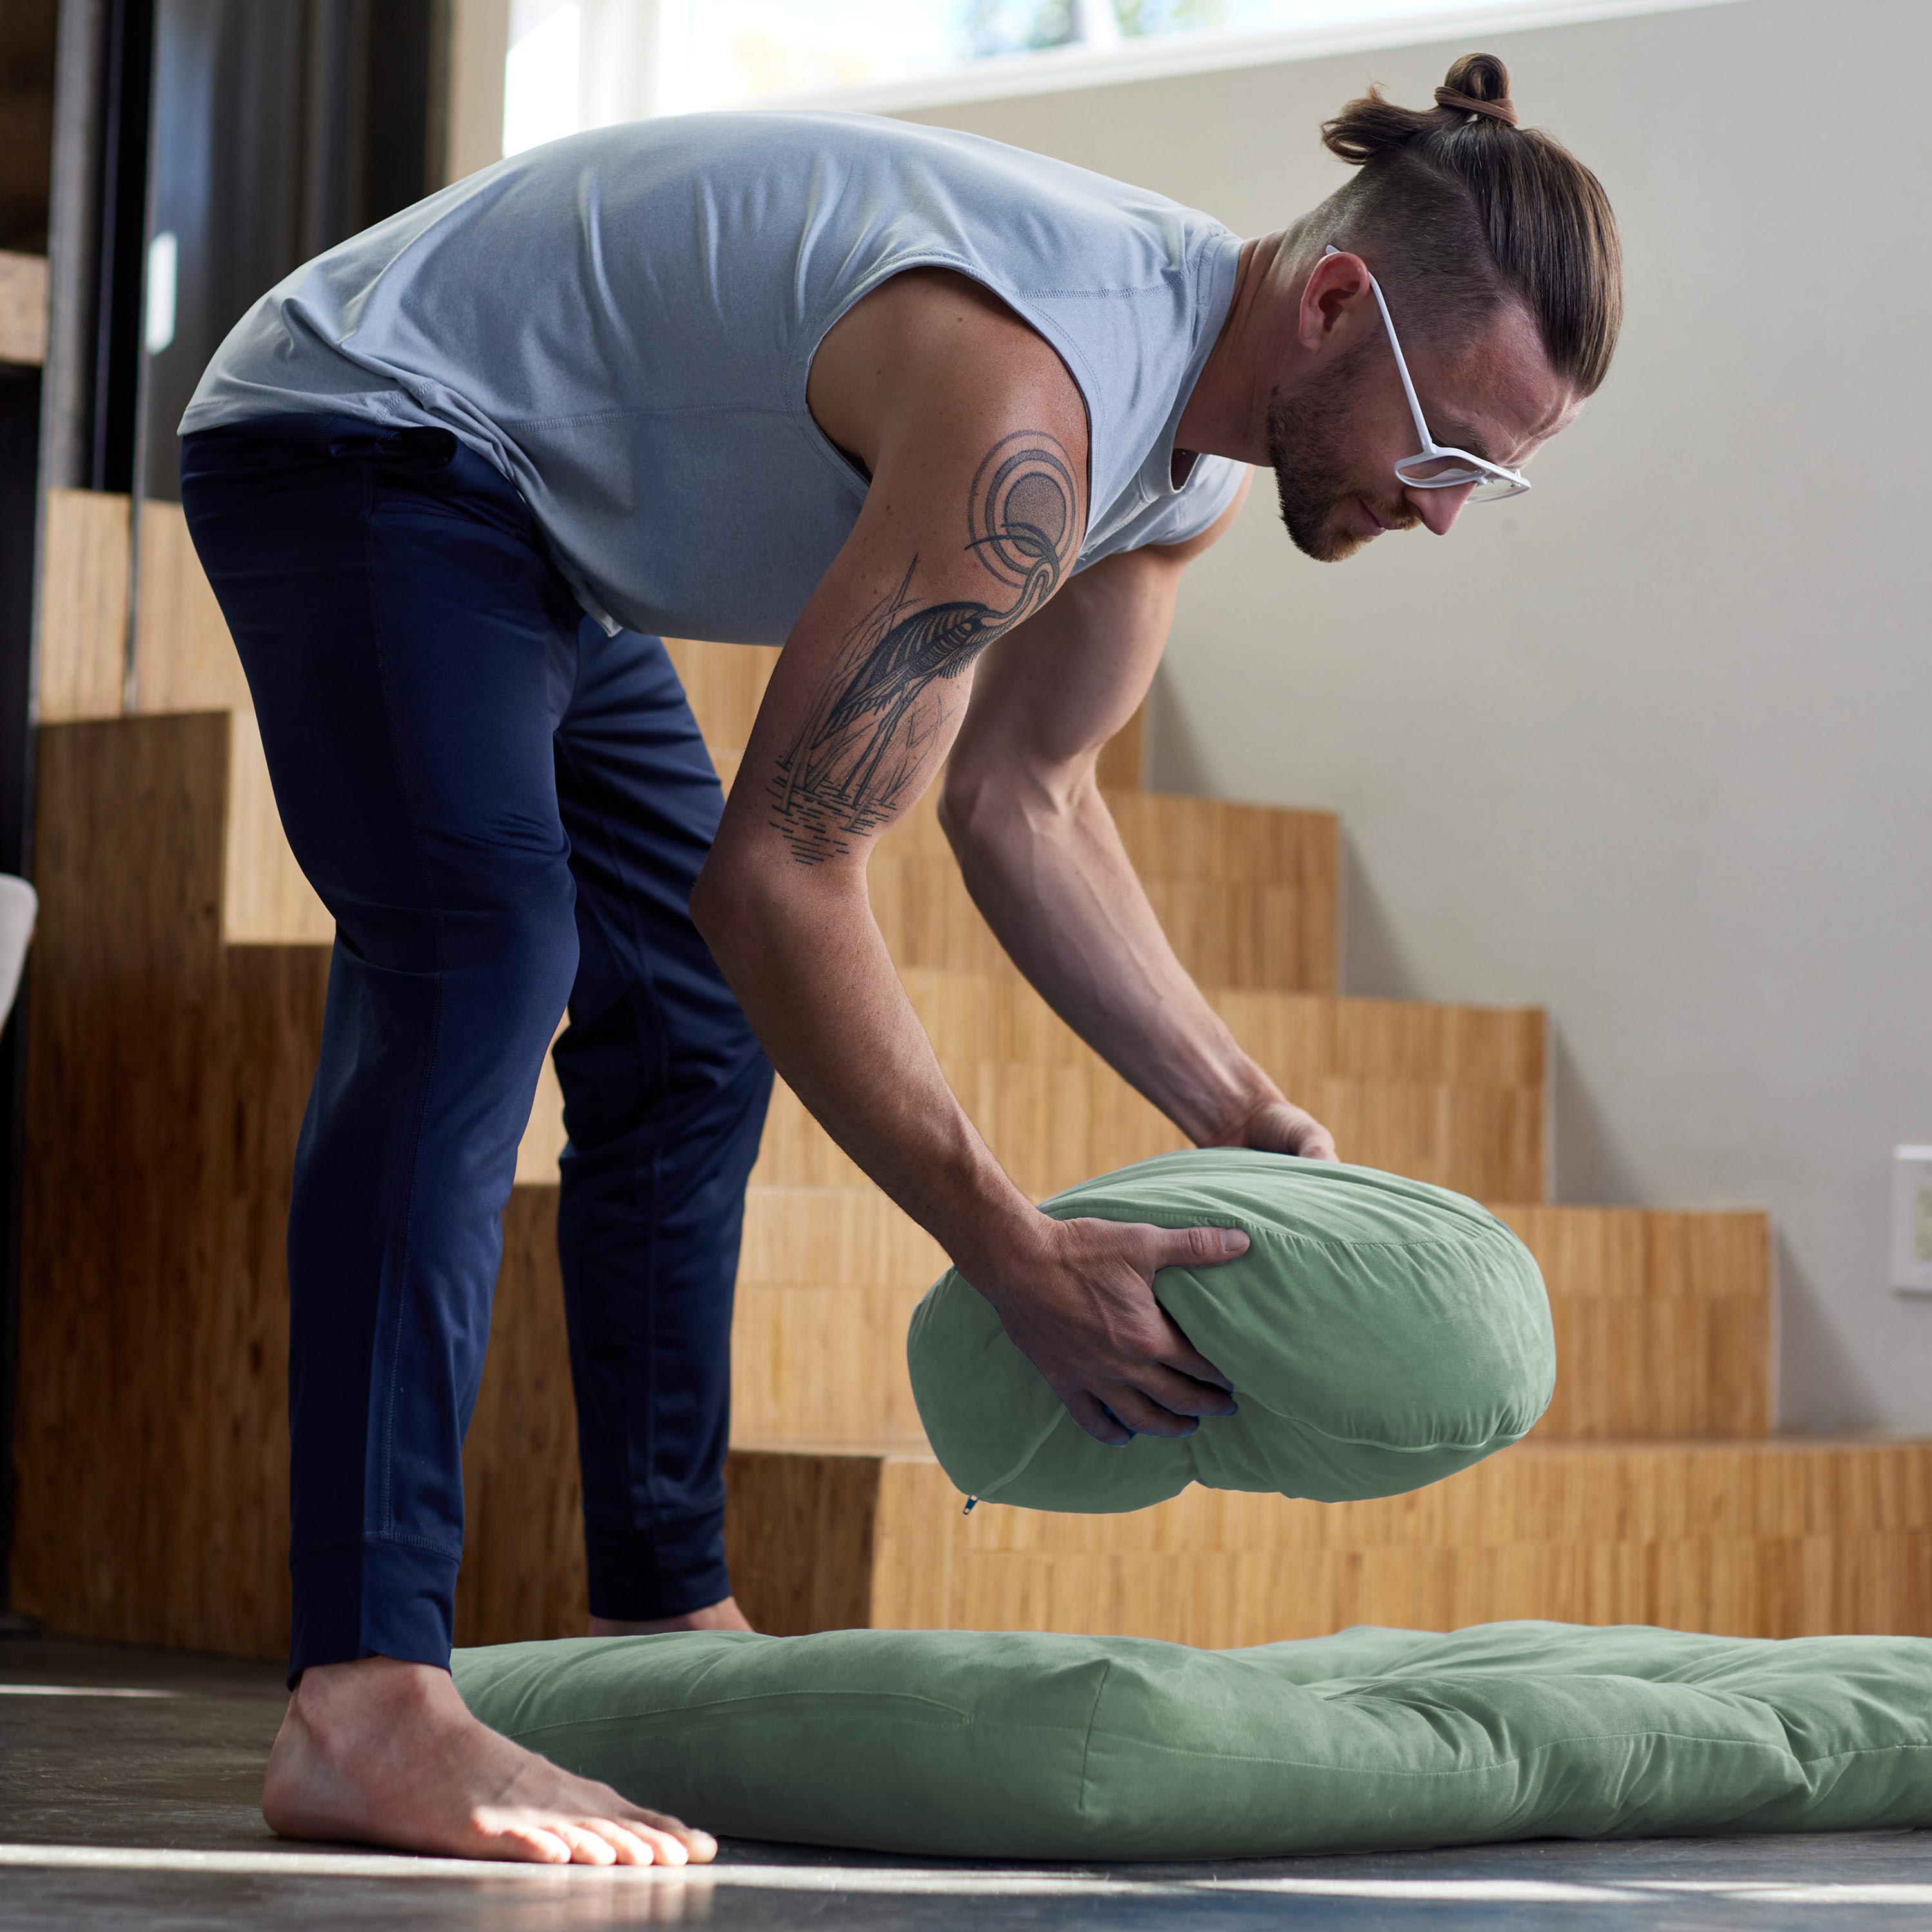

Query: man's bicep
left=947, top=477, right=1251, bottom=797
left=941, top=545, right=1176, bottom=802
left=713, top=420, right=1086, bottom=875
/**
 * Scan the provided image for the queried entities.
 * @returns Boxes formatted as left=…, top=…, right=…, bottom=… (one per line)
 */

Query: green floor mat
left=451, top=1620, right=1932, bottom=1860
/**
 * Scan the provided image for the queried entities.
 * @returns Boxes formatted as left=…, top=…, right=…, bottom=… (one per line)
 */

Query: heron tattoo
left=768, top=431, right=1079, bottom=864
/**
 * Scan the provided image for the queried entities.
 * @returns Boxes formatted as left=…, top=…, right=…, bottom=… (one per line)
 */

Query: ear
left=1298, top=249, right=1374, bottom=355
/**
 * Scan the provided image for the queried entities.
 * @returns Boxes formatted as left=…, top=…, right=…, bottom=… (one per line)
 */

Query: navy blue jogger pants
left=180, top=413, right=775, bottom=1688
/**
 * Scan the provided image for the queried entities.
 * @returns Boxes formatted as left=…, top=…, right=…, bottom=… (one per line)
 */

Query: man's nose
left=1404, top=483, right=1476, bottom=536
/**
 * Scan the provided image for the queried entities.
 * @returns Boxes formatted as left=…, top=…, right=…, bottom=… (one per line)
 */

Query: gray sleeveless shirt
left=182, top=111, right=1246, bottom=643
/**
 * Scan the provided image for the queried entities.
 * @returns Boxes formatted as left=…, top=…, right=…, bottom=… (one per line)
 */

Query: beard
left=1265, top=345, right=1408, bottom=562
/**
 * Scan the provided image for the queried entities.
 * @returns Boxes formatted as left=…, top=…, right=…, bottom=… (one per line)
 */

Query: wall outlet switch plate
left=1894, top=1146, right=1932, bottom=1294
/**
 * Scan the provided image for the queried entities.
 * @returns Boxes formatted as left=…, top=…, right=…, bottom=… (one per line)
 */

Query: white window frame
left=462, top=0, right=1759, bottom=174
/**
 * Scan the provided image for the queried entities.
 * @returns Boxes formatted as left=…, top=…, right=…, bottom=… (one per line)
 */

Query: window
left=502, top=0, right=1741, bottom=153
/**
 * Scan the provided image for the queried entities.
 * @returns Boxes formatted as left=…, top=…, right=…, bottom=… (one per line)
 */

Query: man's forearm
left=694, top=866, right=1044, bottom=1280
left=943, top=779, right=1283, bottom=1146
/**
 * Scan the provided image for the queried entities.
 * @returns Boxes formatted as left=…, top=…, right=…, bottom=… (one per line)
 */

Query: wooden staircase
left=14, top=491, right=1930, bottom=1661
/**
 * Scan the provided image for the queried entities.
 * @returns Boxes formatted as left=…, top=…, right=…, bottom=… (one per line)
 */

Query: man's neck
left=1177, top=232, right=1292, bottom=468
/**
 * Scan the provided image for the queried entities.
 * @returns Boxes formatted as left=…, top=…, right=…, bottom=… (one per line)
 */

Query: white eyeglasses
left=1323, top=243, right=1531, bottom=504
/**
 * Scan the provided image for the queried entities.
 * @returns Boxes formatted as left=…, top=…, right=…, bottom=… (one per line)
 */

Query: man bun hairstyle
left=1314, top=54, right=1622, bottom=395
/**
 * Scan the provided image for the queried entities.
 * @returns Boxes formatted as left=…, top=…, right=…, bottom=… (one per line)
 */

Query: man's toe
left=578, top=1818, right=656, bottom=1864
left=632, top=1809, right=709, bottom=1861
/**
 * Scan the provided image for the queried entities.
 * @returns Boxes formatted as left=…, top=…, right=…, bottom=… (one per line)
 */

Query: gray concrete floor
left=3, top=1634, right=1929, bottom=1931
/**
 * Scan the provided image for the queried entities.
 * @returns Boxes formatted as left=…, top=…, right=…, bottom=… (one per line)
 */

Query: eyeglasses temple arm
left=1367, top=278, right=1438, bottom=455
left=1321, top=244, right=1438, bottom=455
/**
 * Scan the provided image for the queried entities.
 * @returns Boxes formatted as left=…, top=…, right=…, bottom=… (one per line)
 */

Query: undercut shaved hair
left=1310, top=52, right=1623, bottom=395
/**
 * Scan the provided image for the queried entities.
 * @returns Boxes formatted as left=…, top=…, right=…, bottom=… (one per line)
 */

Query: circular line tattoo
left=767, top=428, right=1081, bottom=865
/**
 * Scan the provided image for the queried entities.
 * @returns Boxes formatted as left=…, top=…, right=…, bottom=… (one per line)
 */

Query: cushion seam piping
left=1041, top=1209, right=1530, bottom=1255
left=1078, top=1726, right=1932, bottom=1776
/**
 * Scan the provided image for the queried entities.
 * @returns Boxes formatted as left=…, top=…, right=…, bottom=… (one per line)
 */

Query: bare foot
left=589, top=1595, right=755, bottom=1638
left=263, top=1653, right=716, bottom=1866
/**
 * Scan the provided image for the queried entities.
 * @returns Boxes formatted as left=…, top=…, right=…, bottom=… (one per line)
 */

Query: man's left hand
left=1209, top=1095, right=1340, bottom=1163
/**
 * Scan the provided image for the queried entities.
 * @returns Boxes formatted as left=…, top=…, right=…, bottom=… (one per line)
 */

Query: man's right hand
left=963, top=1215, right=1251, bottom=1446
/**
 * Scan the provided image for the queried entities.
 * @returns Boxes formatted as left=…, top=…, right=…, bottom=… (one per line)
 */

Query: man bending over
left=178, top=49, right=1619, bottom=1866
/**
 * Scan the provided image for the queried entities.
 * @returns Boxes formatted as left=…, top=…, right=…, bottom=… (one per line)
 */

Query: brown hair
left=1314, top=53, right=1622, bottom=395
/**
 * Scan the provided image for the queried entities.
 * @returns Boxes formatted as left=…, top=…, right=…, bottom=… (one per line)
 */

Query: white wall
left=444, top=0, right=509, bottom=182
left=906, top=0, right=1932, bottom=1432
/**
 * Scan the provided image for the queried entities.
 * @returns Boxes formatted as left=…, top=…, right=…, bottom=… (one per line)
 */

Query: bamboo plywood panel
left=1104, top=791, right=1332, bottom=886
left=887, top=970, right=1540, bottom=1088
left=863, top=853, right=1330, bottom=992
left=200, top=681, right=1334, bottom=965
left=807, top=775, right=1331, bottom=888
left=515, top=962, right=1535, bottom=1194
left=0, top=249, right=48, bottom=365
left=1499, top=1204, right=1772, bottom=1440
left=847, top=847, right=1334, bottom=992
left=744, top=1057, right=1543, bottom=1205
left=97, top=529, right=1313, bottom=960
left=15, top=723, right=230, bottom=1646
left=213, top=754, right=1337, bottom=971
left=116, top=577, right=1332, bottom=962
left=1211, top=987, right=1544, bottom=1091
left=35, top=489, right=129, bottom=721
left=193, top=941, right=331, bottom=1653
left=457, top=1188, right=592, bottom=1647
left=721, top=1449, right=882, bottom=1638
left=15, top=714, right=229, bottom=1647
left=1109, top=793, right=1339, bottom=985
left=457, top=1430, right=1932, bottom=1649
left=889, top=969, right=1544, bottom=1199
left=14, top=713, right=329, bottom=1660
left=115, top=504, right=325, bottom=940
left=1132, top=878, right=1332, bottom=994
left=516, top=1037, right=569, bottom=1184
left=223, top=707, right=333, bottom=945
left=857, top=1439, right=1932, bottom=1647
left=865, top=794, right=1338, bottom=992
left=730, top=1185, right=948, bottom=1446
left=133, top=499, right=252, bottom=715
left=661, top=637, right=779, bottom=752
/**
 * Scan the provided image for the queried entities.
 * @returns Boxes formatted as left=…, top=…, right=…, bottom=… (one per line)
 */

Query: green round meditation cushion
left=906, top=1148, right=1555, bottom=1512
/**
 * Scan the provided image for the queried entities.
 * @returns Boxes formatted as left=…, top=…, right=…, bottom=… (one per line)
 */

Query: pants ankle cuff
left=288, top=1537, right=460, bottom=1690
left=585, top=1517, right=730, bottom=1622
